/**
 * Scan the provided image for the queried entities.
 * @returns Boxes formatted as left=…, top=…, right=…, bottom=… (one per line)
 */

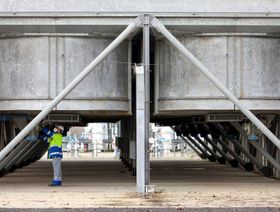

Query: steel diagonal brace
left=193, top=135, right=220, bottom=162
left=230, top=122, right=280, bottom=172
left=170, top=126, right=206, bottom=160
left=203, top=135, right=239, bottom=167
left=213, top=123, right=266, bottom=173
left=0, top=17, right=142, bottom=162
left=201, top=123, right=251, bottom=169
left=150, top=16, right=280, bottom=151
left=185, top=135, right=212, bottom=160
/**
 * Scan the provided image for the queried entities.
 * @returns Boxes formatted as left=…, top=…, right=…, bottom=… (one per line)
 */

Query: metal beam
left=214, top=138, right=244, bottom=165
left=203, top=135, right=235, bottom=165
left=143, top=14, right=150, bottom=189
left=199, top=123, right=242, bottom=166
left=170, top=126, right=205, bottom=160
left=0, top=141, right=28, bottom=171
left=185, top=135, right=210, bottom=159
left=193, top=135, right=220, bottom=161
left=0, top=17, right=141, bottom=162
left=2, top=17, right=280, bottom=35
left=14, top=141, right=45, bottom=168
left=136, top=65, right=146, bottom=193
left=136, top=14, right=151, bottom=193
left=181, top=136, right=205, bottom=159
left=213, top=123, right=265, bottom=171
left=151, top=16, right=280, bottom=151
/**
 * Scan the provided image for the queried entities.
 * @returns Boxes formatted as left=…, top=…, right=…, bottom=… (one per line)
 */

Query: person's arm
left=39, top=127, right=54, bottom=142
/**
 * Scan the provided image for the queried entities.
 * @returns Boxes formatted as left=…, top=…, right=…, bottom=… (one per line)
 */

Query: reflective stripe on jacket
left=48, top=133, right=63, bottom=159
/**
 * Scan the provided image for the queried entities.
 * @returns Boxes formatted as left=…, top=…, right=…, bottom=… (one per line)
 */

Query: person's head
left=56, top=125, right=64, bottom=134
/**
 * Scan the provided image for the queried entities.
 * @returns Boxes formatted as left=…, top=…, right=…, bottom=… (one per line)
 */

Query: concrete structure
left=1, top=159, right=280, bottom=210
left=2, top=158, right=280, bottom=210
left=154, top=36, right=280, bottom=114
left=0, top=37, right=131, bottom=114
left=0, top=0, right=280, bottom=195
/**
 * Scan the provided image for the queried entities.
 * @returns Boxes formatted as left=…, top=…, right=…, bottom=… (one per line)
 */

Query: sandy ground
left=0, top=152, right=280, bottom=209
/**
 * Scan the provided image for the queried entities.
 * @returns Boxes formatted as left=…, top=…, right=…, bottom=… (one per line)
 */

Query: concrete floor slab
left=0, top=157, right=280, bottom=209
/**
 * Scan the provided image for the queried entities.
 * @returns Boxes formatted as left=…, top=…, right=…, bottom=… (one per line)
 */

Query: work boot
left=49, top=180, right=62, bottom=186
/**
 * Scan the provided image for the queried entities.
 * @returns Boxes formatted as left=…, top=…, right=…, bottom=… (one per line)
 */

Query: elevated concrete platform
left=0, top=158, right=280, bottom=209
left=1, top=0, right=280, bottom=36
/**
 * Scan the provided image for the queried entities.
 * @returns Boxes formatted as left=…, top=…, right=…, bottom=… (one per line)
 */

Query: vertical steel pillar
left=136, top=65, right=146, bottom=193
left=143, top=14, right=150, bottom=188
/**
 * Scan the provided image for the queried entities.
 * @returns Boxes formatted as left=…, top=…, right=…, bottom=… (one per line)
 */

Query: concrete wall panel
left=0, top=37, right=49, bottom=99
left=0, top=36, right=130, bottom=113
left=155, top=36, right=280, bottom=114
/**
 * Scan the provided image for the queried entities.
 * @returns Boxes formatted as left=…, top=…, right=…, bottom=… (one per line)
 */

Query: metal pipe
left=143, top=14, right=150, bottom=188
left=151, top=17, right=280, bottom=150
left=231, top=122, right=280, bottom=171
left=0, top=18, right=141, bottom=162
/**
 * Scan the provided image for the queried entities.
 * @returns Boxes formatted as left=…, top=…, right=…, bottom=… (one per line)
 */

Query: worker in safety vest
left=41, top=125, right=64, bottom=186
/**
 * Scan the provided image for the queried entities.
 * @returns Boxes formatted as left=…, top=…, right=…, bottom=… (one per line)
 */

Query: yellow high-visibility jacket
left=48, top=133, right=63, bottom=159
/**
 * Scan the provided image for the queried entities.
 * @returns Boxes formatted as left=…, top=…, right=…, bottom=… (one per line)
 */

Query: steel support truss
left=1, top=14, right=280, bottom=193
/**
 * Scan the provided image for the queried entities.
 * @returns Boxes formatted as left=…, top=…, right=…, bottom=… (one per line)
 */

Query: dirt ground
left=0, top=152, right=280, bottom=209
